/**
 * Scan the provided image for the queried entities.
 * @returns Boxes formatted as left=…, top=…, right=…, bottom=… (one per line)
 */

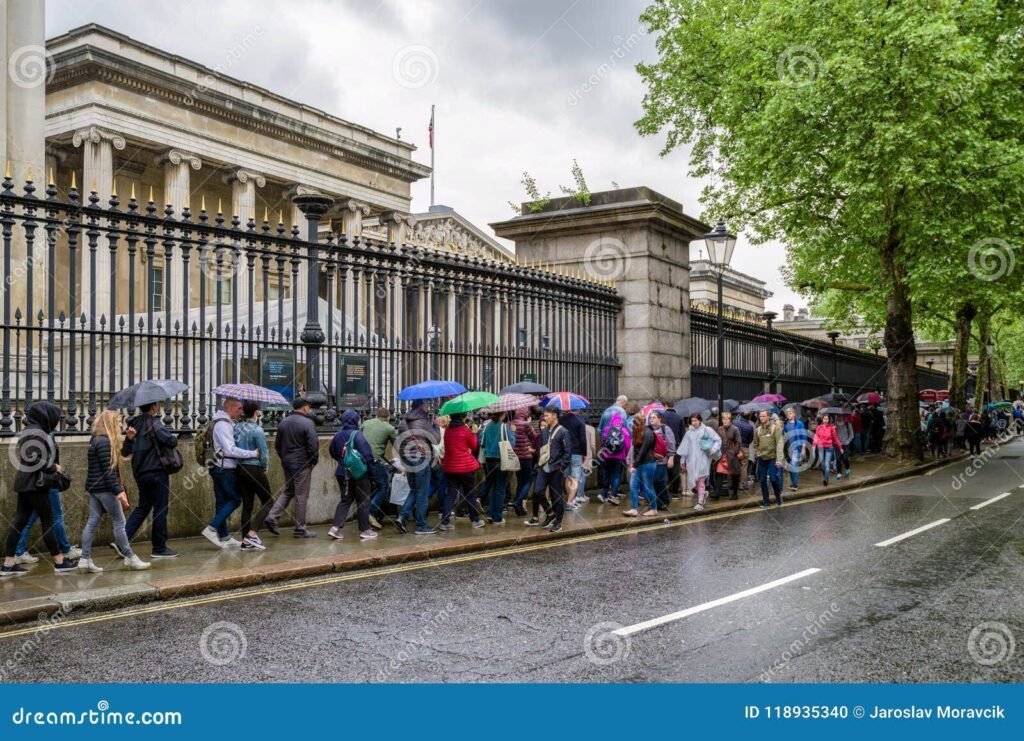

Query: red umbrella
left=800, top=398, right=829, bottom=409
left=919, top=389, right=939, bottom=403
left=857, top=392, right=883, bottom=404
left=752, top=393, right=787, bottom=403
left=936, top=389, right=950, bottom=401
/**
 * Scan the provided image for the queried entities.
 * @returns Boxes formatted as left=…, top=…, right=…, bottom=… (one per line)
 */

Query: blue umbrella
left=397, top=379, right=467, bottom=401
left=539, top=392, right=590, bottom=411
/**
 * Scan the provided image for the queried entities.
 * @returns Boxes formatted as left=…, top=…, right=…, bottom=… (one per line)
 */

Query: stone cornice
left=490, top=198, right=709, bottom=242
left=49, top=46, right=431, bottom=184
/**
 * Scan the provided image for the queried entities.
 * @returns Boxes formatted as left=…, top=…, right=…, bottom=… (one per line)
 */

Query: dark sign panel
left=519, top=372, right=537, bottom=382
left=338, top=353, right=370, bottom=410
left=259, top=349, right=296, bottom=403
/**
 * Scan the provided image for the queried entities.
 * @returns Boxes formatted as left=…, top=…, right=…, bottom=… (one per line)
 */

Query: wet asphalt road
left=3, top=442, right=1024, bottom=683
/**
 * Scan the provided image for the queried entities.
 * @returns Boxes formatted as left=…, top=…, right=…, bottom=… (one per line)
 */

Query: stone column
left=224, top=168, right=265, bottom=313
left=378, top=210, right=415, bottom=245
left=159, top=149, right=201, bottom=314
left=73, top=126, right=126, bottom=318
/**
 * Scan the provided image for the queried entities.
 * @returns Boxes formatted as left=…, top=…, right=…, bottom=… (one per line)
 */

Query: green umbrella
left=439, top=391, right=500, bottom=416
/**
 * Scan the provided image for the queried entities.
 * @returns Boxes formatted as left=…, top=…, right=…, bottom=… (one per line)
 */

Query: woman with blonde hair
left=79, top=410, right=149, bottom=572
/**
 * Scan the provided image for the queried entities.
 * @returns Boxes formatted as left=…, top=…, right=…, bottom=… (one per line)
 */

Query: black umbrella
left=817, top=406, right=853, bottom=417
left=673, top=397, right=715, bottom=418
left=736, top=401, right=778, bottom=414
left=815, top=392, right=852, bottom=406
left=499, top=381, right=551, bottom=395
left=108, top=379, right=188, bottom=410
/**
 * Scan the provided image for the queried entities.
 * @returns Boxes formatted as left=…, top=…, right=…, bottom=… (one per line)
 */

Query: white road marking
left=1018, top=484, right=1024, bottom=489
left=612, top=568, right=822, bottom=637
left=874, top=518, right=951, bottom=547
left=969, top=492, right=1012, bottom=511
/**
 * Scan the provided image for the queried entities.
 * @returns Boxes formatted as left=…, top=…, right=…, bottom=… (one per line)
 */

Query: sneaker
left=437, top=522, right=454, bottom=531
left=65, top=546, right=83, bottom=560
left=220, top=537, right=242, bottom=548
left=548, top=522, right=563, bottom=533
left=369, top=514, right=383, bottom=530
left=395, top=517, right=408, bottom=534
left=77, top=558, right=103, bottom=573
left=641, top=509, right=659, bottom=517
left=836, top=473, right=843, bottom=480
left=14, top=552, right=39, bottom=565
left=622, top=509, right=639, bottom=517
left=693, top=503, right=705, bottom=511
left=524, top=517, right=541, bottom=526
left=776, top=499, right=784, bottom=506
left=150, top=548, right=178, bottom=559
left=576, top=495, right=590, bottom=504
left=328, top=527, right=343, bottom=540
left=110, top=542, right=129, bottom=558
left=1, top=564, right=29, bottom=578
left=491, top=519, right=506, bottom=526
left=607, top=496, right=621, bottom=506
left=540, top=512, right=556, bottom=528
left=513, top=504, right=528, bottom=517
left=822, top=479, right=829, bottom=486
left=54, top=559, right=80, bottom=574
left=414, top=527, right=437, bottom=535
left=359, top=530, right=378, bottom=540
left=241, top=535, right=266, bottom=551
left=596, top=494, right=606, bottom=503
left=264, top=519, right=280, bottom=536
left=124, top=554, right=150, bottom=571
left=789, top=486, right=798, bottom=492
left=293, top=530, right=317, bottom=539
left=471, top=519, right=485, bottom=529
left=759, top=503, right=770, bottom=509
left=201, top=526, right=222, bottom=548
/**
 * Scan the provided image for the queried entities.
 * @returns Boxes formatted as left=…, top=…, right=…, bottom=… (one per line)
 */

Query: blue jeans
left=400, top=466, right=430, bottom=530
left=599, top=459, right=623, bottom=500
left=210, top=466, right=242, bottom=538
left=124, top=472, right=171, bottom=552
left=482, top=458, right=508, bottom=522
left=368, top=461, right=391, bottom=520
left=514, top=457, right=535, bottom=507
left=654, top=465, right=669, bottom=509
left=756, top=458, right=783, bottom=504
left=787, top=445, right=804, bottom=488
left=629, top=461, right=656, bottom=509
left=16, top=488, right=72, bottom=556
left=819, top=447, right=834, bottom=483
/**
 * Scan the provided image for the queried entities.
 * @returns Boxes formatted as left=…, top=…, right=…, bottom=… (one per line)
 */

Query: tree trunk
left=881, top=245, right=921, bottom=461
left=976, top=314, right=991, bottom=405
left=949, top=302, right=975, bottom=410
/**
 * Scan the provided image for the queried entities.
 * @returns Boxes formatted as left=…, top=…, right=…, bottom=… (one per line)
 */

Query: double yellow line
left=0, top=480, right=888, bottom=640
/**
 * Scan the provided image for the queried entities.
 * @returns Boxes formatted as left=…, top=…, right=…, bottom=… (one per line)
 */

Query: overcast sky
left=46, top=0, right=802, bottom=312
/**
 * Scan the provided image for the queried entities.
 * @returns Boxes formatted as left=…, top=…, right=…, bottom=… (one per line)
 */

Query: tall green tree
left=637, top=0, right=1024, bottom=460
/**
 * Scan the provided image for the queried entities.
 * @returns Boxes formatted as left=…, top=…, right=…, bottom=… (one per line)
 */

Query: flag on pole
left=428, top=107, right=434, bottom=148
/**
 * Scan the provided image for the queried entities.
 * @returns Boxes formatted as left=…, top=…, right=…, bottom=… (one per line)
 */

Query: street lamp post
left=762, top=311, right=777, bottom=393
left=926, top=358, right=934, bottom=372
left=703, top=220, right=737, bottom=416
left=826, top=331, right=841, bottom=392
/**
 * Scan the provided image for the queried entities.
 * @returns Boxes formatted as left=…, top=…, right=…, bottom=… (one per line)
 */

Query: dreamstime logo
left=583, top=237, right=631, bottom=281
left=7, top=429, right=57, bottom=476
left=183, top=27, right=264, bottom=106
left=199, top=621, right=247, bottom=666
left=392, top=45, right=439, bottom=89
left=760, top=602, right=840, bottom=681
left=583, top=621, right=631, bottom=666
left=394, top=429, right=437, bottom=474
left=967, top=238, right=1015, bottom=282
left=782, top=428, right=815, bottom=474
left=967, top=621, right=1015, bottom=666
left=197, top=243, right=247, bottom=290
left=776, top=45, right=824, bottom=88
left=7, top=45, right=55, bottom=89
left=567, top=31, right=642, bottom=106
left=950, top=424, right=1018, bottom=490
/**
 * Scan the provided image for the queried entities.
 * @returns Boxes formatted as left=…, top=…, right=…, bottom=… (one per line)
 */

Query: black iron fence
left=689, top=309, right=949, bottom=402
left=0, top=178, right=621, bottom=434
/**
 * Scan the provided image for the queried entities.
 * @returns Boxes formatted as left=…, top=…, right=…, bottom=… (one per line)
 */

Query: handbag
left=498, top=424, right=520, bottom=472
left=538, top=441, right=551, bottom=468
left=700, top=430, right=722, bottom=462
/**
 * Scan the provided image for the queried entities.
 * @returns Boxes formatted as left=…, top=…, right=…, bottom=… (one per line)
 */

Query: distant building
left=687, top=257, right=772, bottom=322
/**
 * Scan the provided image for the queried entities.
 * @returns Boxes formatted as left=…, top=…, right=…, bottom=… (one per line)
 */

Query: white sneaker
left=220, top=537, right=242, bottom=548
left=622, top=509, right=639, bottom=517
left=78, top=558, right=103, bottom=573
left=124, top=554, right=150, bottom=570
left=65, top=546, right=83, bottom=559
left=201, top=526, right=222, bottom=548
left=359, top=530, right=378, bottom=540
left=328, top=526, right=343, bottom=540
left=14, top=553, right=39, bottom=565
left=576, top=495, right=590, bottom=504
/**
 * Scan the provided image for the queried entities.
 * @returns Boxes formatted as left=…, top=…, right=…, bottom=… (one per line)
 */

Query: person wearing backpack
left=265, top=397, right=320, bottom=538
left=596, top=412, right=629, bottom=505
left=328, top=410, right=376, bottom=541
left=479, top=411, right=517, bottom=526
left=79, top=410, right=149, bottom=572
left=623, top=416, right=658, bottom=517
left=677, top=413, right=722, bottom=512
left=201, top=397, right=260, bottom=548
left=649, top=410, right=675, bottom=513
left=117, top=401, right=180, bottom=560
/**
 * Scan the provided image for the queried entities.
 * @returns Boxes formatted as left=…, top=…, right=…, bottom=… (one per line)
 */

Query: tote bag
left=499, top=424, right=520, bottom=472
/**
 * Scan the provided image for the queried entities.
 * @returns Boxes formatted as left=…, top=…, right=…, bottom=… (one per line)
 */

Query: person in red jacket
left=440, top=413, right=483, bottom=530
left=812, top=413, right=843, bottom=486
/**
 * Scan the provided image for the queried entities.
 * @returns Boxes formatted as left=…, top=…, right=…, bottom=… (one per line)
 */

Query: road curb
left=0, top=452, right=972, bottom=626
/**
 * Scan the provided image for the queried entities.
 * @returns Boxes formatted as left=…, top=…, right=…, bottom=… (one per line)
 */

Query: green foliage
left=559, top=159, right=592, bottom=206
left=508, top=161, right=593, bottom=214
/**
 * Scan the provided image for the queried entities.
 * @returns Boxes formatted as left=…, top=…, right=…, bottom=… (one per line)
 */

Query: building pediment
left=411, top=207, right=513, bottom=260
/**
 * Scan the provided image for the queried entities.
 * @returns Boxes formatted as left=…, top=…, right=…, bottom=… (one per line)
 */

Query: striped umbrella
left=483, top=393, right=539, bottom=413
left=211, top=383, right=289, bottom=406
left=640, top=401, right=666, bottom=421
left=540, top=392, right=590, bottom=411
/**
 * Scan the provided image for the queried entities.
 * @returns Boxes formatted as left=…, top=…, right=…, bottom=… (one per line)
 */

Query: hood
left=514, top=407, right=531, bottom=421
left=340, top=409, right=361, bottom=429
left=405, top=406, right=429, bottom=423
left=26, top=401, right=62, bottom=434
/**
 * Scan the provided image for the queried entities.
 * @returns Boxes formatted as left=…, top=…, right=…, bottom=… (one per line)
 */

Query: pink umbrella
left=752, top=393, right=787, bottom=403
left=483, top=393, right=538, bottom=413
left=857, top=392, right=883, bottom=404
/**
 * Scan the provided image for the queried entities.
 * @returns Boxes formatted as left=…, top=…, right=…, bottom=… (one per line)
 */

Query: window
left=152, top=267, right=165, bottom=311
left=216, top=277, right=232, bottom=305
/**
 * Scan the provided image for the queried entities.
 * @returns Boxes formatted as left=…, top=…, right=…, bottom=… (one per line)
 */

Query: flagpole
left=430, top=104, right=435, bottom=207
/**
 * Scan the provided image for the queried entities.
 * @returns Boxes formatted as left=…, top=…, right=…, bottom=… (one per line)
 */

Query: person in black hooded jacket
left=2, top=402, right=79, bottom=576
